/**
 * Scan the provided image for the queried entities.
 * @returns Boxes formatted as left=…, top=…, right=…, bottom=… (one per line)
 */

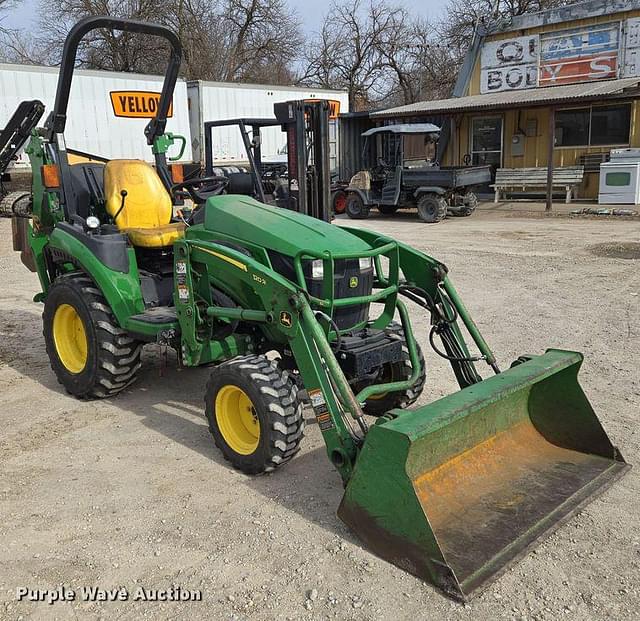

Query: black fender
left=345, top=187, right=372, bottom=205
left=413, top=186, right=447, bottom=199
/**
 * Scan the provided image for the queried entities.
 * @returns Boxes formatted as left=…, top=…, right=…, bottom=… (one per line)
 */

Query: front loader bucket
left=338, top=349, right=629, bottom=601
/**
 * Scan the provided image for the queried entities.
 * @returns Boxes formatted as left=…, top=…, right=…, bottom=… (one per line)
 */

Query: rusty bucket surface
left=338, top=349, right=629, bottom=600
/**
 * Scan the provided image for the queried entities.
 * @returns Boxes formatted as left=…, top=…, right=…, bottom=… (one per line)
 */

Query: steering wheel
left=171, top=175, right=229, bottom=204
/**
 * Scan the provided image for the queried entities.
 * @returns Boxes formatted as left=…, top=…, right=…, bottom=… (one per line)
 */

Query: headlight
left=311, top=259, right=324, bottom=279
left=359, top=257, right=373, bottom=271
left=86, top=216, right=100, bottom=230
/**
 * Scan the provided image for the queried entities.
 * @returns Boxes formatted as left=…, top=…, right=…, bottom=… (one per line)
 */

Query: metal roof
left=361, top=123, right=440, bottom=136
left=371, top=78, right=640, bottom=119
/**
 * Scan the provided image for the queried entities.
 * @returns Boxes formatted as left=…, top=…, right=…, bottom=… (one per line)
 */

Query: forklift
left=202, top=100, right=345, bottom=221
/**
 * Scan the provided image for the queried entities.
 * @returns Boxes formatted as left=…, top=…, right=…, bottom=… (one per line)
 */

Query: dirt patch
left=497, top=231, right=546, bottom=240
left=588, top=242, right=640, bottom=260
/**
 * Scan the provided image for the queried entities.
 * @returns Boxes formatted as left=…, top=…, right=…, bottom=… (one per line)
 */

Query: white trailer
left=0, top=63, right=193, bottom=168
left=187, top=80, right=349, bottom=170
left=0, top=62, right=349, bottom=172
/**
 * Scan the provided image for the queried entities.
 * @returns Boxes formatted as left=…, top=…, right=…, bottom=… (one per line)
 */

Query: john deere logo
left=349, top=276, right=359, bottom=289
left=279, top=311, right=292, bottom=328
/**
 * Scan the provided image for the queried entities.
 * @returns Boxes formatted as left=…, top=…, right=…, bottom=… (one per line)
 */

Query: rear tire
left=345, top=192, right=370, bottom=219
left=205, top=355, right=304, bottom=474
left=43, top=273, right=142, bottom=399
left=460, top=191, right=478, bottom=216
left=417, top=194, right=447, bottom=223
left=361, top=323, right=426, bottom=416
left=377, top=204, right=399, bottom=215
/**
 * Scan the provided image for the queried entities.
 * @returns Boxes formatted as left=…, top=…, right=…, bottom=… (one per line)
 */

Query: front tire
left=345, top=192, right=370, bottom=219
left=43, top=273, right=142, bottom=399
left=360, top=323, right=426, bottom=416
left=205, top=355, right=304, bottom=474
left=417, top=194, right=447, bottom=223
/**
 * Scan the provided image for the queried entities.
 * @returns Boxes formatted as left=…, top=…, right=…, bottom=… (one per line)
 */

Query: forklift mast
left=202, top=100, right=333, bottom=222
left=273, top=100, right=331, bottom=222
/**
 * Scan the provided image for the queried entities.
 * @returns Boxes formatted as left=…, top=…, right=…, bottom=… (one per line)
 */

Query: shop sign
left=480, top=35, right=539, bottom=93
left=623, top=18, right=640, bottom=77
left=539, top=23, right=620, bottom=86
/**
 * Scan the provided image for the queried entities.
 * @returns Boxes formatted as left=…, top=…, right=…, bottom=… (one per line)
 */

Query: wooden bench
left=492, top=166, right=585, bottom=204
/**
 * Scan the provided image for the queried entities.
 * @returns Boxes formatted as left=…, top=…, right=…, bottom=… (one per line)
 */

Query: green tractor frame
left=9, top=16, right=629, bottom=602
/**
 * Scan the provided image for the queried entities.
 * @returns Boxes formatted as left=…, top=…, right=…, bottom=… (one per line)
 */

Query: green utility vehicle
left=9, top=16, right=629, bottom=602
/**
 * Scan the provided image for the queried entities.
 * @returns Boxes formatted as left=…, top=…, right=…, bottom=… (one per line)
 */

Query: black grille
left=268, top=252, right=373, bottom=330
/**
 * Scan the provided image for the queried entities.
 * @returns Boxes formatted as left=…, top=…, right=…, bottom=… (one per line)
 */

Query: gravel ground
left=0, top=209, right=638, bottom=620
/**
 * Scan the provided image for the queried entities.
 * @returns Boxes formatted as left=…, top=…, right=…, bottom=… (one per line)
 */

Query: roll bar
left=45, top=16, right=182, bottom=145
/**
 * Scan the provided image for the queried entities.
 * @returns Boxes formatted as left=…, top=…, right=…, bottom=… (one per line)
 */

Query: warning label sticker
left=309, top=389, right=334, bottom=431
left=309, top=389, right=325, bottom=409
left=177, top=285, right=189, bottom=301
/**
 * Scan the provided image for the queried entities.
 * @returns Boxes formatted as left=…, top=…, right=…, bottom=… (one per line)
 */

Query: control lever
left=113, top=189, right=127, bottom=222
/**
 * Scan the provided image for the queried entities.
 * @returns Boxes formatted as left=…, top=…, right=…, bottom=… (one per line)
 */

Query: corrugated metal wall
left=338, top=113, right=375, bottom=180
left=338, top=113, right=445, bottom=181
left=0, top=63, right=193, bottom=166
left=189, top=81, right=350, bottom=166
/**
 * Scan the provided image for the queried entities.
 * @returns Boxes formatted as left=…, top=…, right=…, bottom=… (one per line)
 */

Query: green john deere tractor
left=9, top=16, right=629, bottom=601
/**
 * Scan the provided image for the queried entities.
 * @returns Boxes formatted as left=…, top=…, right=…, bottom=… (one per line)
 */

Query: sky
left=4, top=0, right=450, bottom=32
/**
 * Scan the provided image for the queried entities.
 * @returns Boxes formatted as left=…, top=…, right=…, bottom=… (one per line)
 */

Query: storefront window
left=555, top=103, right=631, bottom=147
left=555, top=109, right=590, bottom=147
left=591, top=104, right=631, bottom=146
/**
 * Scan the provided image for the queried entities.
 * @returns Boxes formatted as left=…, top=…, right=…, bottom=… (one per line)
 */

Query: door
left=470, top=116, right=503, bottom=167
left=470, top=116, right=503, bottom=193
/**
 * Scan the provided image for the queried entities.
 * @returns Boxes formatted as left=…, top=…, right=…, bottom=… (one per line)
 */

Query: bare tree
left=7, top=0, right=302, bottom=84
left=0, top=0, right=23, bottom=60
left=216, top=0, right=302, bottom=83
left=377, top=16, right=458, bottom=106
left=170, top=0, right=303, bottom=82
left=299, top=0, right=406, bottom=110
left=5, top=0, right=173, bottom=70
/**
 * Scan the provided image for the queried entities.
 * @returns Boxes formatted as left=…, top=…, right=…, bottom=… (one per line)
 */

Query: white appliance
left=599, top=149, right=640, bottom=205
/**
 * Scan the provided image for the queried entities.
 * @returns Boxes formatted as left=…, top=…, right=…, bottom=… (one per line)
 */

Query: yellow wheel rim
left=52, top=303, right=88, bottom=374
left=215, top=385, right=260, bottom=455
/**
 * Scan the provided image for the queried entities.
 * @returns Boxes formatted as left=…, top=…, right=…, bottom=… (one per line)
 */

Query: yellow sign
left=109, top=91, right=173, bottom=119
left=304, top=99, right=341, bottom=119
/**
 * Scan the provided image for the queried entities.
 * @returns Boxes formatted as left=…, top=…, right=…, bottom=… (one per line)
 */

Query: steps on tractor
left=125, top=306, right=180, bottom=343
left=129, top=306, right=177, bottom=324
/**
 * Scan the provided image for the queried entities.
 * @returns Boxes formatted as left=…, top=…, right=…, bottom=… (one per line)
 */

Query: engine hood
left=200, top=195, right=373, bottom=256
